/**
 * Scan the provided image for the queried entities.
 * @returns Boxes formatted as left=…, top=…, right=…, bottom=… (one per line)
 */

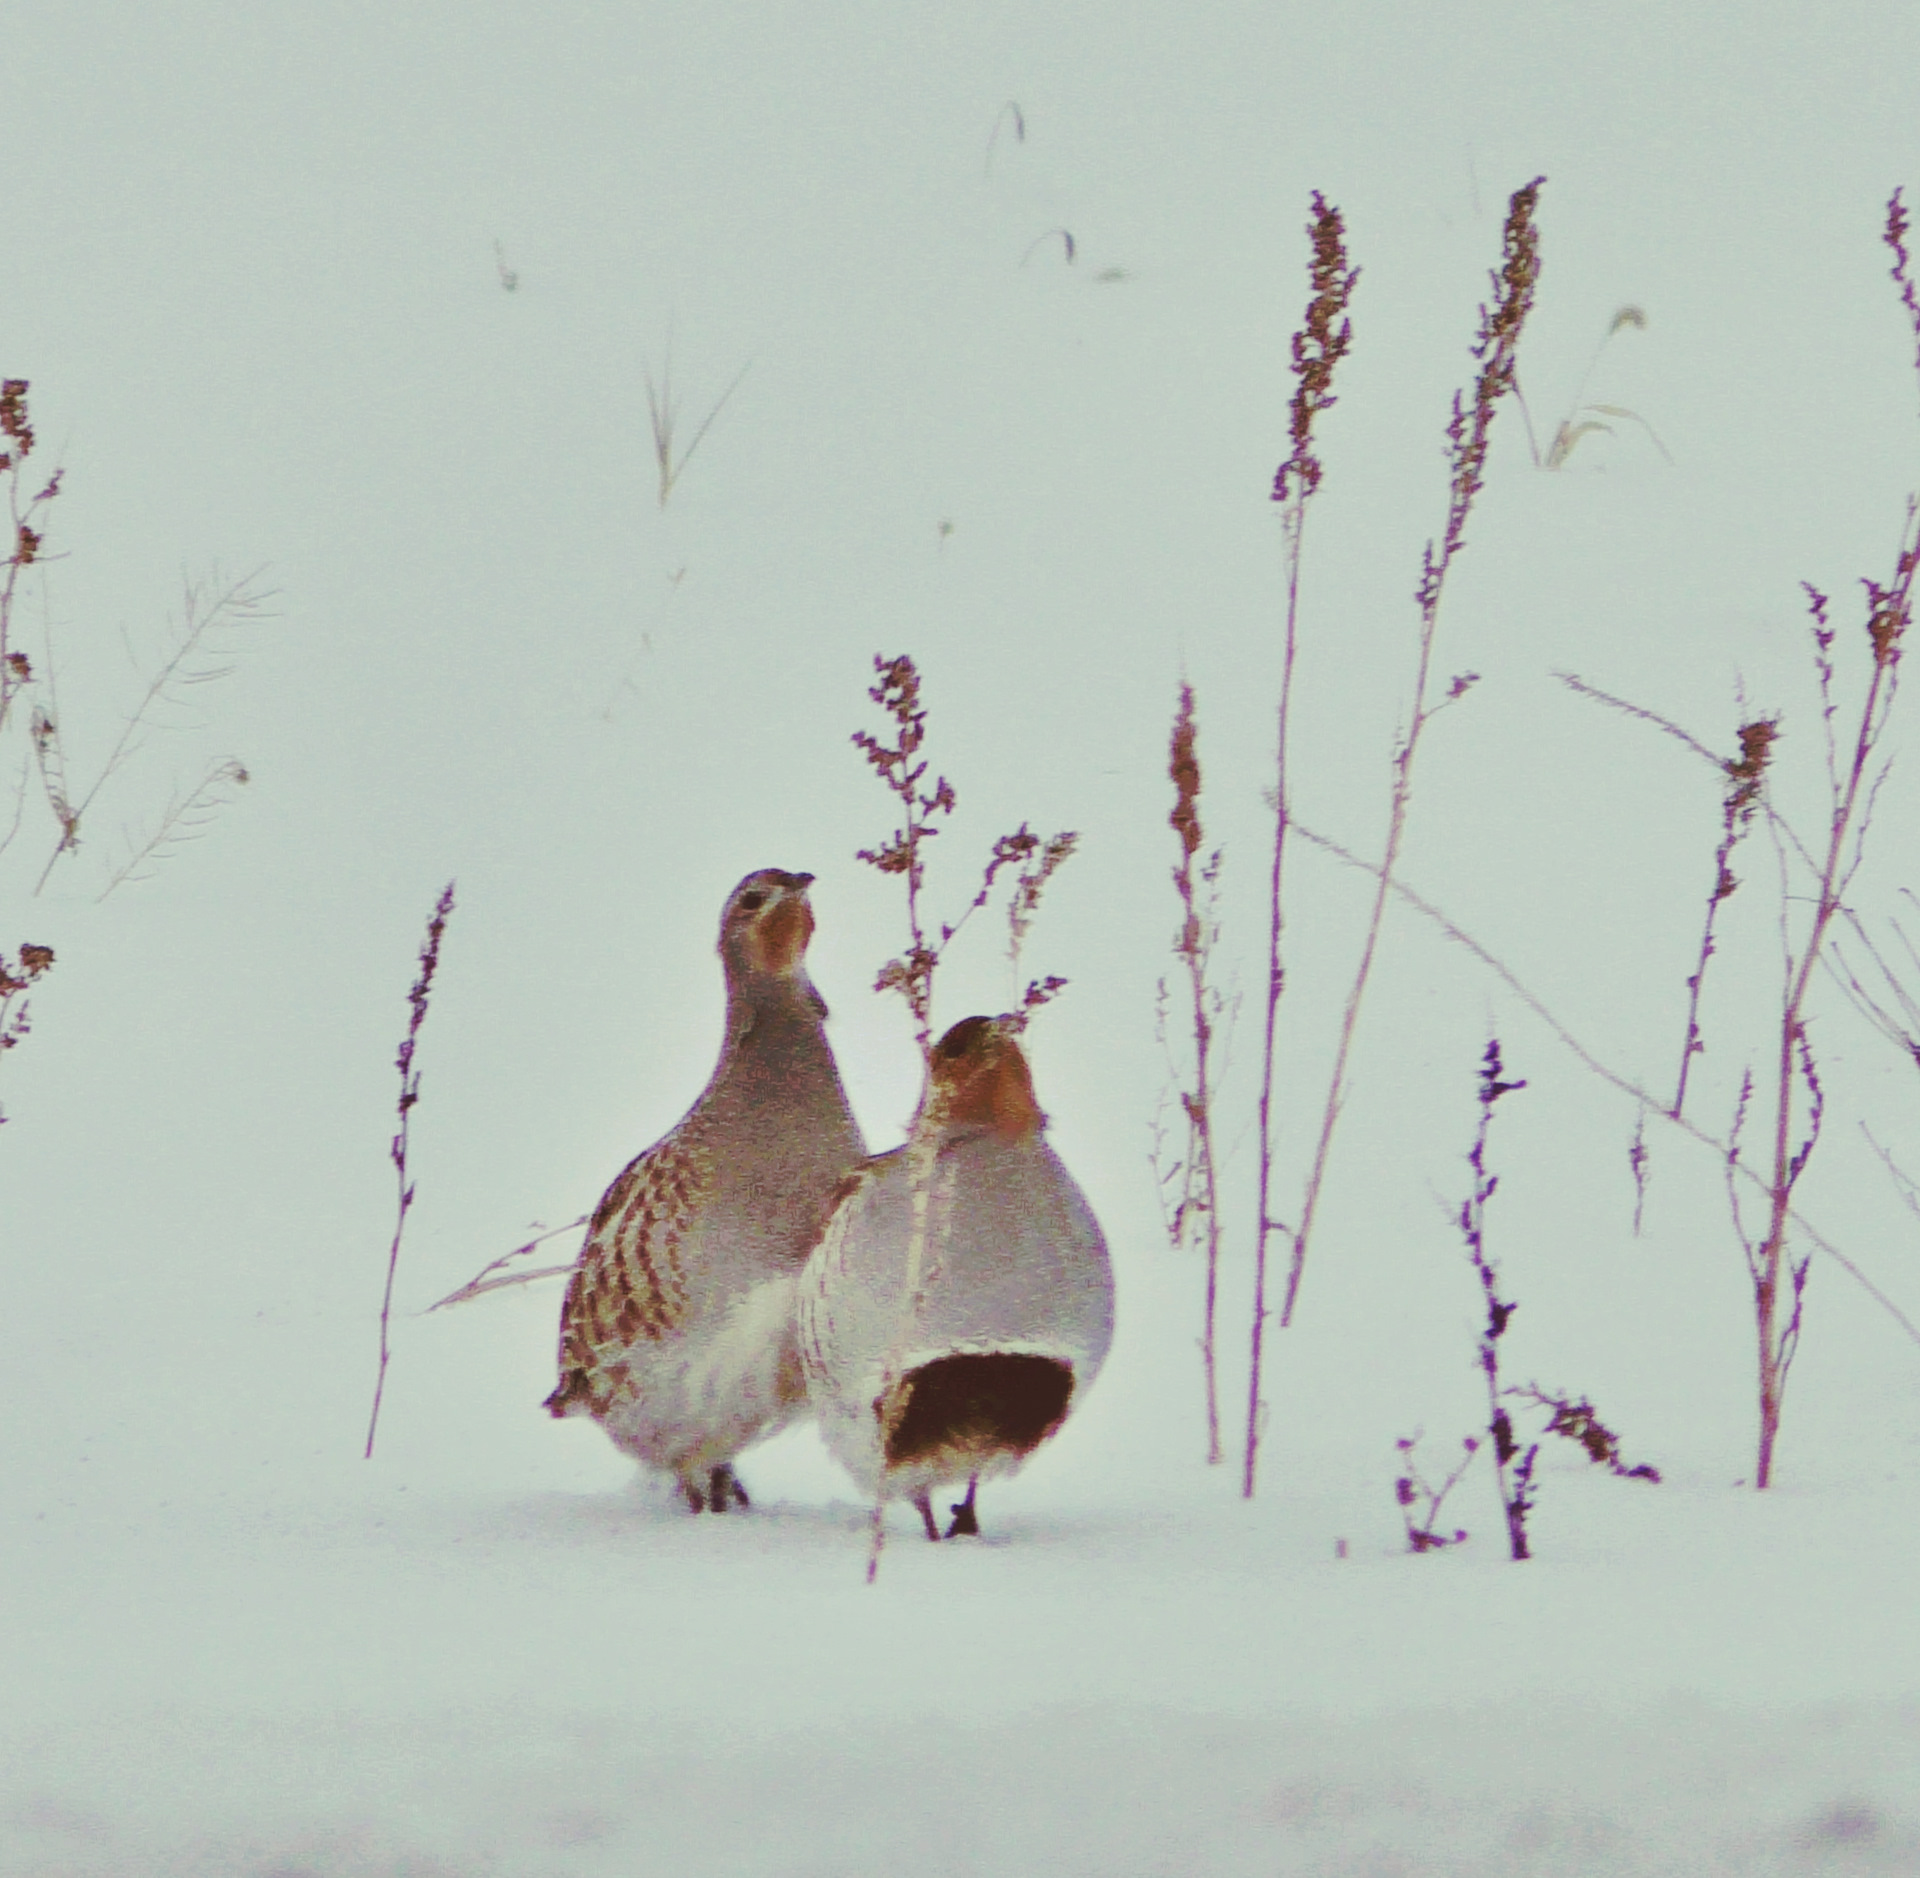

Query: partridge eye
left=736, top=891, right=769, bottom=912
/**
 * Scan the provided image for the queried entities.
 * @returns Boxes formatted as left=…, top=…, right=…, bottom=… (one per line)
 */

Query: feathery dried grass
left=645, top=347, right=748, bottom=508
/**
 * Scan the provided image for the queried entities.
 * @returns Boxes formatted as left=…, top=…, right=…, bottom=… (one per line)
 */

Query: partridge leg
left=709, top=1464, right=749, bottom=1511
left=945, top=1475, right=981, bottom=1538
left=913, top=1492, right=942, bottom=1542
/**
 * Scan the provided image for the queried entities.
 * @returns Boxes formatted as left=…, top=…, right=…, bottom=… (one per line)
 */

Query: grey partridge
left=546, top=869, right=866, bottom=1511
left=799, top=1015, right=1113, bottom=1539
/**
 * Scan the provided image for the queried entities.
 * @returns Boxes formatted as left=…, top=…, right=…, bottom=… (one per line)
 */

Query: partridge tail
left=544, top=1369, right=596, bottom=1418
left=886, top=1353, right=1074, bottom=1471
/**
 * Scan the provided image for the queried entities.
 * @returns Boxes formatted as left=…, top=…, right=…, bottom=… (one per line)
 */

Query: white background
left=4, top=3, right=1920, bottom=1870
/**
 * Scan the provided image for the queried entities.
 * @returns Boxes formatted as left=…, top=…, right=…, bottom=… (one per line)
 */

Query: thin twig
left=1862, top=1122, right=1920, bottom=1228
left=426, top=1214, right=590, bottom=1311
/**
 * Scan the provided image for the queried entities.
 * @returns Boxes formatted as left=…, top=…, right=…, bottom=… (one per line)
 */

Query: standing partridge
left=546, top=869, right=866, bottom=1512
left=798, top=1014, right=1114, bottom=1540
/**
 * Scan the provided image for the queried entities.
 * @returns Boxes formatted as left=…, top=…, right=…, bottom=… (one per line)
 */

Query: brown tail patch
left=882, top=1353, right=1074, bottom=1469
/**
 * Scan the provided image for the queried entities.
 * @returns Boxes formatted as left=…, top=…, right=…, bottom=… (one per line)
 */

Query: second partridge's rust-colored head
left=717, top=868, right=818, bottom=983
left=929, top=1015, right=1043, bottom=1143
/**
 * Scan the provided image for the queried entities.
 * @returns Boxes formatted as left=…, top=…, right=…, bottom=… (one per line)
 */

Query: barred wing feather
left=545, top=1133, right=715, bottom=1418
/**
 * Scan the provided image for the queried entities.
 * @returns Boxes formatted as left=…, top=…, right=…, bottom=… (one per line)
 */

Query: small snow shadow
left=1788, top=1797, right=1920, bottom=1871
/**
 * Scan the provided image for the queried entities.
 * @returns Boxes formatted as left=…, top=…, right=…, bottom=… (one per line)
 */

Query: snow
left=6, top=0, right=1920, bottom=1870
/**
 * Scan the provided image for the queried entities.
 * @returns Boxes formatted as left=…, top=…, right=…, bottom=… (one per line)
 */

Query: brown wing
left=543, top=1130, right=715, bottom=1419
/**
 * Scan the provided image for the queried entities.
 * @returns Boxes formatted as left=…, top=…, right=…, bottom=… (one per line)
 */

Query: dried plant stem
left=1459, top=1040, right=1531, bottom=1560
left=97, top=757, right=250, bottom=900
left=1889, top=188, right=1920, bottom=419
left=0, top=941, right=54, bottom=1124
left=2, top=380, right=63, bottom=868
left=1554, top=670, right=1827, bottom=924
left=365, top=881, right=457, bottom=1460
left=1393, top=1432, right=1476, bottom=1552
left=1673, top=718, right=1778, bottom=1118
left=1247, top=192, right=1357, bottom=1494
left=426, top=1213, right=589, bottom=1311
left=1167, top=686, right=1225, bottom=1462
left=1, top=382, right=60, bottom=735
left=645, top=351, right=749, bottom=507
left=31, top=568, right=273, bottom=894
left=1247, top=177, right=1543, bottom=1497
left=1748, top=537, right=1911, bottom=1487
left=852, top=653, right=1075, bottom=1573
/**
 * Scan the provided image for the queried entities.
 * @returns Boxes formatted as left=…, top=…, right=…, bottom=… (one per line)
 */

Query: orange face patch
left=751, top=892, right=815, bottom=975
left=946, top=1040, right=1042, bottom=1142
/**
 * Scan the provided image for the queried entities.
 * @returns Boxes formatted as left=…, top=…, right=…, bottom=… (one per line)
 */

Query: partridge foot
left=945, top=1475, right=981, bottom=1538
left=681, top=1465, right=750, bottom=1513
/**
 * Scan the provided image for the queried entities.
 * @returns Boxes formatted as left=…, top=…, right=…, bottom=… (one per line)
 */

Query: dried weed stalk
left=365, top=881, right=457, bottom=1460
left=427, top=1213, right=590, bottom=1311
left=1516, top=304, right=1671, bottom=469
left=1714, top=355, right=1915, bottom=1490
left=0, top=380, right=61, bottom=751
left=852, top=652, right=1075, bottom=1576
left=1888, top=188, right=1920, bottom=418
left=854, top=653, right=1074, bottom=1058
left=1446, top=1038, right=1657, bottom=1561
left=1157, top=684, right=1229, bottom=1463
left=1393, top=1432, right=1476, bottom=1553
left=1673, top=717, right=1779, bottom=1120
left=1246, top=191, right=1358, bottom=1494
left=645, top=348, right=748, bottom=508
left=3, top=382, right=265, bottom=897
left=1246, top=177, right=1545, bottom=1498
left=1710, top=199, right=1920, bottom=1486
left=0, top=941, right=54, bottom=1124
left=1508, top=1385, right=1660, bottom=1484
left=27, top=567, right=273, bottom=895
left=1458, top=1039, right=1534, bottom=1559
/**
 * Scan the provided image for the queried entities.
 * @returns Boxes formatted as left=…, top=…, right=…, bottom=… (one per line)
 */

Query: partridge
left=546, top=869, right=866, bottom=1511
left=798, top=1015, right=1113, bottom=1539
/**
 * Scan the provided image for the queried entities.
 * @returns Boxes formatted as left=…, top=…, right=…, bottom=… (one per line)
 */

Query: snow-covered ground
left=6, top=3, right=1920, bottom=1871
